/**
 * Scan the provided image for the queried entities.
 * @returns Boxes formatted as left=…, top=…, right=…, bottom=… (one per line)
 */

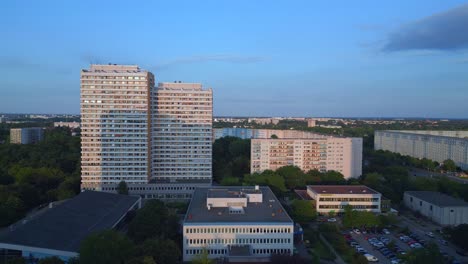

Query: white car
left=353, top=229, right=361, bottom=234
left=327, top=218, right=337, bottom=222
left=426, top=232, right=434, bottom=237
left=383, top=229, right=391, bottom=234
left=364, top=254, right=379, bottom=262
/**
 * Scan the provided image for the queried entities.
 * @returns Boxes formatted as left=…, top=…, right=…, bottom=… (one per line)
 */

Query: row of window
left=185, top=227, right=292, bottom=234
left=319, top=205, right=379, bottom=209
left=186, top=238, right=291, bottom=245
left=319, top=198, right=379, bottom=202
left=185, top=248, right=291, bottom=255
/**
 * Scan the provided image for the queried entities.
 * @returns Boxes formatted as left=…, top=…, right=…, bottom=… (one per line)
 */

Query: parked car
left=426, top=232, right=434, bottom=237
left=439, top=239, right=448, bottom=245
left=364, top=254, right=379, bottom=262
left=353, top=229, right=361, bottom=234
left=327, top=218, right=337, bottom=222
left=382, top=228, right=391, bottom=234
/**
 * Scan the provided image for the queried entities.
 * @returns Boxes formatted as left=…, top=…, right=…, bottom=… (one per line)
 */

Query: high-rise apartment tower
left=80, top=65, right=212, bottom=198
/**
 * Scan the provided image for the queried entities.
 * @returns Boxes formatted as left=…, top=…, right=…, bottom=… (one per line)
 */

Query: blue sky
left=1, top=0, right=468, bottom=118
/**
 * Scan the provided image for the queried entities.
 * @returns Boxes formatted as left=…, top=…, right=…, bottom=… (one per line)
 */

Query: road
left=409, top=168, right=468, bottom=184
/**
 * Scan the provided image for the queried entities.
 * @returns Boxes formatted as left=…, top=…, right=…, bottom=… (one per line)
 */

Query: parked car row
left=367, top=236, right=402, bottom=263
left=343, top=234, right=378, bottom=262
left=399, top=233, right=423, bottom=249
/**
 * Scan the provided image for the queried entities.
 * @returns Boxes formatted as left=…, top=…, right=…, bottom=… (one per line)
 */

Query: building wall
left=10, top=128, right=44, bottom=144
left=182, top=224, right=294, bottom=262
left=307, top=189, right=381, bottom=213
left=403, top=193, right=468, bottom=226
left=151, top=82, right=212, bottom=183
left=375, top=130, right=468, bottom=170
left=251, top=138, right=362, bottom=179
left=80, top=65, right=154, bottom=190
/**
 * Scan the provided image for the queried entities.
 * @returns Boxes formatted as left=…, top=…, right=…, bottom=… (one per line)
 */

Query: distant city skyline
left=1, top=1, right=468, bottom=118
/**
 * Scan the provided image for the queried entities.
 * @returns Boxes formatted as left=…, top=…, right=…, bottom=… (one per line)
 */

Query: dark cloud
left=383, top=4, right=468, bottom=52
left=153, top=54, right=268, bottom=70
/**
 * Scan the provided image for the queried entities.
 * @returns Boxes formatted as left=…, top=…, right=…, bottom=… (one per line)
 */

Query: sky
left=1, top=0, right=468, bottom=118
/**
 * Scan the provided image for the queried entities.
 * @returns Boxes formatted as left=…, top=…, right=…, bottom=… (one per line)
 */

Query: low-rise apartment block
left=183, top=186, right=294, bottom=263
left=306, top=185, right=382, bottom=214
left=375, top=130, right=468, bottom=170
left=251, top=137, right=362, bottom=179
left=54, top=122, right=80, bottom=129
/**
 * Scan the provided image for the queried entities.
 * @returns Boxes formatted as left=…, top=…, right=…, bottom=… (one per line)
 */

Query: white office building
left=183, top=186, right=294, bottom=263
left=404, top=191, right=468, bottom=226
left=375, top=130, right=468, bottom=170
left=306, top=185, right=382, bottom=214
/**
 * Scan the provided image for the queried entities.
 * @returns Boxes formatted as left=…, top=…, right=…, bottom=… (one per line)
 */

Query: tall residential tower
left=80, top=64, right=154, bottom=191
left=80, top=65, right=213, bottom=198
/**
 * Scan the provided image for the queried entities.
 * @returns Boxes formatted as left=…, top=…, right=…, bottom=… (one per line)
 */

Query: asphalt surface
left=397, top=213, right=468, bottom=263
left=409, top=168, right=468, bottom=184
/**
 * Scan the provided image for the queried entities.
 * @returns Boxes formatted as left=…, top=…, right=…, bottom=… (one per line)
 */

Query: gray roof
left=405, top=191, right=468, bottom=207
left=184, top=186, right=293, bottom=224
left=0, top=191, right=140, bottom=253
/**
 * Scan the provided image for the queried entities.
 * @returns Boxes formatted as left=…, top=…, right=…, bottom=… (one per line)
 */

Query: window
left=430, top=205, right=433, bottom=211
left=420, top=201, right=422, bottom=206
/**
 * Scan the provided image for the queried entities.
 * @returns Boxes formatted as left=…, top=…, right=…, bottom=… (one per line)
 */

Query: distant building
left=375, top=130, right=468, bottom=170
left=307, top=120, right=316, bottom=127
left=183, top=186, right=293, bottom=263
left=213, top=128, right=329, bottom=141
left=54, top=121, right=80, bottom=129
left=251, top=137, right=363, bottom=179
left=10, top=128, right=44, bottom=144
left=305, top=185, right=382, bottom=214
left=403, top=191, right=468, bottom=226
left=0, top=191, right=141, bottom=262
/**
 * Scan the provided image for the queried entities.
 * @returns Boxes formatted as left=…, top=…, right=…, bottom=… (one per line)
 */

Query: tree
left=444, top=224, right=468, bottom=251
left=117, top=180, right=129, bottom=195
left=38, top=256, right=65, bottom=264
left=291, top=200, right=317, bottom=223
left=442, top=159, right=457, bottom=172
left=79, top=230, right=135, bottom=264
left=191, top=248, right=214, bottom=264
left=127, top=200, right=169, bottom=243
left=276, top=166, right=305, bottom=189
left=136, top=238, right=181, bottom=264
left=270, top=134, right=278, bottom=139
left=402, top=243, right=444, bottom=264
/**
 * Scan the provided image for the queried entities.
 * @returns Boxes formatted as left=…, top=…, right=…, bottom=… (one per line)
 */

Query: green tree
left=270, top=134, right=278, bottom=139
left=402, top=243, right=444, bottom=264
left=291, top=200, right=317, bottom=223
left=38, top=256, right=65, bottom=264
left=276, top=166, right=305, bottom=189
left=117, top=180, right=129, bottom=195
left=191, top=248, right=214, bottom=264
left=442, top=159, right=457, bottom=172
left=79, top=230, right=135, bottom=264
left=127, top=200, right=170, bottom=243
left=444, top=224, right=468, bottom=251
left=136, top=238, right=181, bottom=264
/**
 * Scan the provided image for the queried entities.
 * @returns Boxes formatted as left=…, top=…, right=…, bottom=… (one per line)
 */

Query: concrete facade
left=403, top=191, right=468, bottom=226
left=10, top=127, right=44, bottom=144
left=251, top=137, right=363, bottom=179
left=306, top=185, right=381, bottom=214
left=80, top=65, right=213, bottom=198
left=375, top=130, right=468, bottom=170
left=183, top=186, right=294, bottom=262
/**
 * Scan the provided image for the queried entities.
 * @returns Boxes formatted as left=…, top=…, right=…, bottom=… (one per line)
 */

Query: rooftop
left=307, top=185, right=379, bottom=195
left=378, top=130, right=468, bottom=139
left=185, top=186, right=293, bottom=224
left=405, top=191, right=468, bottom=207
left=82, top=64, right=146, bottom=73
left=0, top=191, right=140, bottom=253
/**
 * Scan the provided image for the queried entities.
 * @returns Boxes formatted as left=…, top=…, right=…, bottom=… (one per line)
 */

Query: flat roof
left=307, top=185, right=379, bottom=195
left=0, top=191, right=140, bottom=253
left=184, top=186, right=293, bottom=224
left=405, top=191, right=468, bottom=207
